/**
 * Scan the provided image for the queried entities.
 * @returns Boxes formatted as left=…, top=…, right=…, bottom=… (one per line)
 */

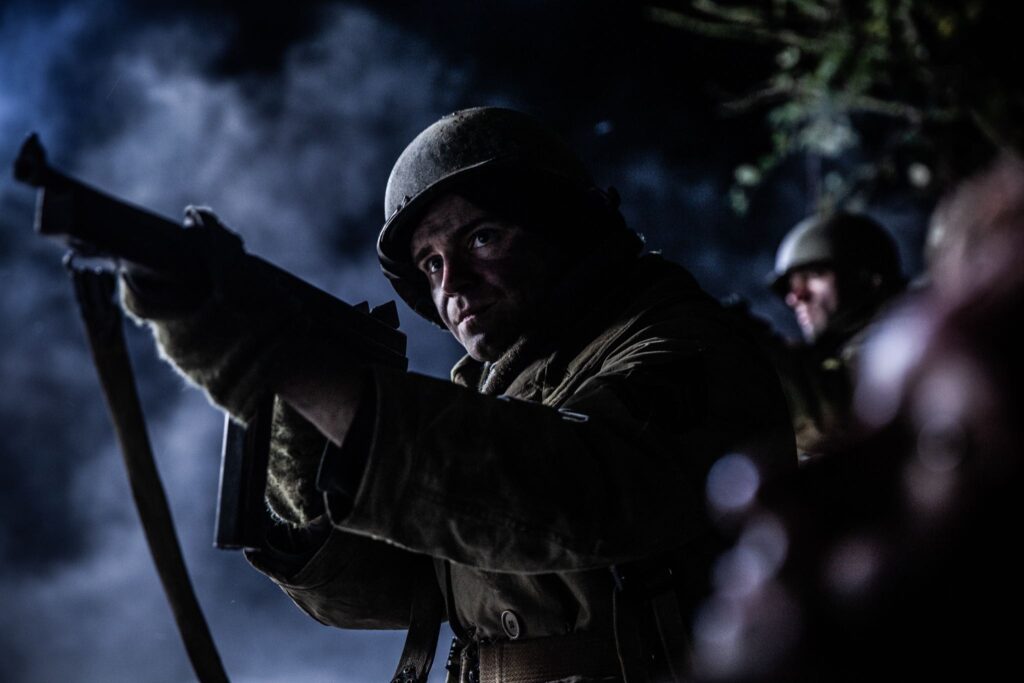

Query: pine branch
left=644, top=6, right=829, bottom=52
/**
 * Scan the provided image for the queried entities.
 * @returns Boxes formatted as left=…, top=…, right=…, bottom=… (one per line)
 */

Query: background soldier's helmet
left=770, top=211, right=903, bottom=297
left=377, top=107, right=609, bottom=324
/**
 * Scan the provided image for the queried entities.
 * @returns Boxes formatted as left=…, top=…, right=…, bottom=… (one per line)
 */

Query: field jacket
left=249, top=253, right=795, bottom=671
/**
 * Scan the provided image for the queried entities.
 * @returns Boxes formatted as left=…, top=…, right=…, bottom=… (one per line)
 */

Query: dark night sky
left=0, top=2, right=929, bottom=681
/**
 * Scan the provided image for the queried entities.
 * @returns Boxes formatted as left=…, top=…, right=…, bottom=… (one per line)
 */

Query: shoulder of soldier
left=713, top=292, right=799, bottom=358
left=836, top=291, right=906, bottom=368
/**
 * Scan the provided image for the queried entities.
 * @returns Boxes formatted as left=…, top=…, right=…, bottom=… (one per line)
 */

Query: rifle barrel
left=12, top=134, right=406, bottom=359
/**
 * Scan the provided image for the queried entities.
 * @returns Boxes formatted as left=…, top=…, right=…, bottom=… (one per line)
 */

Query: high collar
left=812, top=296, right=891, bottom=358
left=451, top=245, right=706, bottom=397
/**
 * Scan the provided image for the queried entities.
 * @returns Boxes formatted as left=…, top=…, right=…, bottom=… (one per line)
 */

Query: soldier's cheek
left=438, top=300, right=459, bottom=334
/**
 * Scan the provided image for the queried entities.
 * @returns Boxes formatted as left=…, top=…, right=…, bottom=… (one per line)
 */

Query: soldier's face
left=785, top=267, right=839, bottom=342
left=410, top=193, right=561, bottom=361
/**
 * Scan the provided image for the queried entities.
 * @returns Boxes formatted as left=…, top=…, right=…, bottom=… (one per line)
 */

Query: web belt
left=476, top=632, right=622, bottom=683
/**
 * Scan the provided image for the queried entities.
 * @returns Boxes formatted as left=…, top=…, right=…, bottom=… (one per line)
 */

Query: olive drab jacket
left=771, top=300, right=890, bottom=461
left=248, top=253, right=795, bottom=679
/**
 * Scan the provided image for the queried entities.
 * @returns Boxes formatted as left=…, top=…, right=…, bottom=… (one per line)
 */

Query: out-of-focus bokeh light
left=713, top=544, right=771, bottom=600
left=908, top=162, right=932, bottom=188
left=706, top=453, right=761, bottom=514
left=825, top=536, right=882, bottom=598
left=712, top=515, right=788, bottom=600
left=902, top=411, right=966, bottom=513
left=910, top=359, right=978, bottom=436
left=693, top=596, right=745, bottom=675
left=915, top=415, right=966, bottom=475
left=738, top=514, right=788, bottom=577
left=904, top=457, right=957, bottom=513
left=854, top=307, right=931, bottom=427
left=693, top=583, right=800, bottom=680
left=696, top=512, right=793, bottom=679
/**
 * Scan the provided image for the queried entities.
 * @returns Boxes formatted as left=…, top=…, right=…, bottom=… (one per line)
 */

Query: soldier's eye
left=421, top=255, right=443, bottom=275
left=470, top=228, right=497, bottom=248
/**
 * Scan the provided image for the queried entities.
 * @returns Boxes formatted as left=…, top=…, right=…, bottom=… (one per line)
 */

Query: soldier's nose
left=440, top=257, right=473, bottom=296
left=785, top=277, right=811, bottom=307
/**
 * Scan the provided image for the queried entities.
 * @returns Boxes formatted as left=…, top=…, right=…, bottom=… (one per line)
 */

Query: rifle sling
left=70, top=265, right=230, bottom=683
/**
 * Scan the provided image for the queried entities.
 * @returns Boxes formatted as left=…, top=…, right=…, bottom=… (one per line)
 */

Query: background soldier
left=690, top=153, right=1024, bottom=683
left=122, top=107, right=795, bottom=682
left=768, top=212, right=904, bottom=459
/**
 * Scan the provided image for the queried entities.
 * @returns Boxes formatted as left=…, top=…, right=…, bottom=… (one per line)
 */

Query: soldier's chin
left=459, top=332, right=493, bottom=362
left=461, top=330, right=513, bottom=362
left=796, top=310, right=822, bottom=342
left=798, top=320, right=820, bottom=343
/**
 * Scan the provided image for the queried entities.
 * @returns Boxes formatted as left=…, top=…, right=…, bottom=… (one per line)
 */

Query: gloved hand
left=266, top=396, right=329, bottom=526
left=121, top=206, right=307, bottom=422
left=121, top=205, right=245, bottom=318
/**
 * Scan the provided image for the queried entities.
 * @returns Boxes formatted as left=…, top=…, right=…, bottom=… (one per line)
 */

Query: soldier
left=768, top=212, right=904, bottom=459
left=691, top=153, right=1024, bottom=683
left=122, top=107, right=795, bottom=682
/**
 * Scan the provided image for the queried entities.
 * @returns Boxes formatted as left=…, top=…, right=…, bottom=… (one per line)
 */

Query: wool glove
left=123, top=206, right=366, bottom=529
left=121, top=206, right=307, bottom=422
left=266, top=396, right=329, bottom=525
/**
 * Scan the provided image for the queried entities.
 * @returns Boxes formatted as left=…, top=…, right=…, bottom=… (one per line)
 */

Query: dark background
left=0, top=2, right=929, bottom=681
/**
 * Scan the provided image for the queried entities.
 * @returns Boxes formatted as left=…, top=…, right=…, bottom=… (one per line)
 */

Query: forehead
left=409, top=193, right=491, bottom=256
left=789, top=265, right=836, bottom=281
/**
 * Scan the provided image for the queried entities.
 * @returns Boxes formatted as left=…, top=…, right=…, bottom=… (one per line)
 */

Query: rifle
left=12, top=133, right=409, bottom=681
left=14, top=132, right=407, bottom=547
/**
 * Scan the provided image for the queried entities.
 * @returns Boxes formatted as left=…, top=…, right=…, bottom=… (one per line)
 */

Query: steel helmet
left=770, top=212, right=903, bottom=297
left=377, top=107, right=612, bottom=323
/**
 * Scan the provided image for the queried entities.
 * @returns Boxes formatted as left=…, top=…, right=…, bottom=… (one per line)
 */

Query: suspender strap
left=70, top=266, right=229, bottom=683
left=611, top=558, right=696, bottom=683
left=392, top=557, right=446, bottom=683
left=442, top=560, right=477, bottom=683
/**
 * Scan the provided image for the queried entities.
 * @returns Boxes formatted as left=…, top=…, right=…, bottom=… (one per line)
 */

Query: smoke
left=0, top=1, right=927, bottom=681
left=1, top=2, right=463, bottom=681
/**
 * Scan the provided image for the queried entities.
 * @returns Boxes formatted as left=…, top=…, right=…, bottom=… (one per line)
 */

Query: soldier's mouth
left=455, top=302, right=495, bottom=327
left=795, top=305, right=812, bottom=327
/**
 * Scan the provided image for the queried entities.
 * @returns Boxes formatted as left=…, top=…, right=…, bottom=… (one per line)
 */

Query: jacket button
left=500, top=610, right=521, bottom=640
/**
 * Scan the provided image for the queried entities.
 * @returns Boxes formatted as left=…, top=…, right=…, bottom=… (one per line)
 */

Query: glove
left=124, top=207, right=367, bottom=529
left=121, top=205, right=243, bottom=318
left=121, top=206, right=307, bottom=422
left=266, top=396, right=328, bottom=526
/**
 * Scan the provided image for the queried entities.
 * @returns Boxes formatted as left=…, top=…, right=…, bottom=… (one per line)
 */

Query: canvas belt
left=475, top=631, right=622, bottom=683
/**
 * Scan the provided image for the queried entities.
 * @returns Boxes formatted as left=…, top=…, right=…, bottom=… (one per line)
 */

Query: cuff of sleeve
left=245, top=522, right=358, bottom=593
left=120, top=270, right=210, bottom=321
left=317, top=376, right=377, bottom=521
left=120, top=274, right=302, bottom=423
left=248, top=516, right=334, bottom=581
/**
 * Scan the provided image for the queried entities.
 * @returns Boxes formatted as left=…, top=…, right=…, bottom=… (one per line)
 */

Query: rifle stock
left=14, top=133, right=407, bottom=551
